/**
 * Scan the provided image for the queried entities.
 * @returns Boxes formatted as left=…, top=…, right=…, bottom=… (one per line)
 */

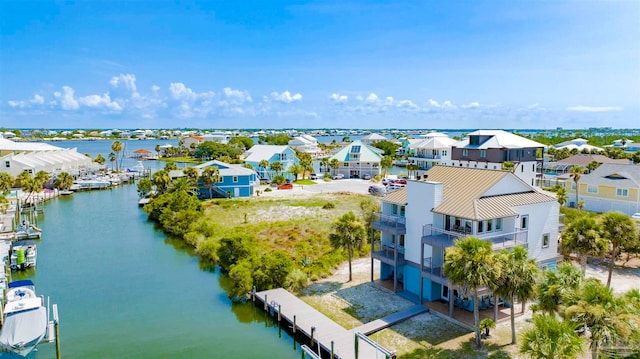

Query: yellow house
left=564, top=163, right=640, bottom=215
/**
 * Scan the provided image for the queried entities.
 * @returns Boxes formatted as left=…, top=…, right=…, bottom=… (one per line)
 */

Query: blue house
left=172, top=160, right=259, bottom=198
left=243, top=145, right=299, bottom=182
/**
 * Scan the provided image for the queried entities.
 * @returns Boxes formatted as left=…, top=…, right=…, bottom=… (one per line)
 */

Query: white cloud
left=168, top=82, right=214, bottom=101
left=441, top=100, right=456, bottom=109
left=396, top=100, right=418, bottom=110
left=151, top=85, right=160, bottom=94
left=54, top=86, right=79, bottom=110
left=271, top=91, right=302, bottom=103
left=329, top=93, right=348, bottom=103
left=427, top=99, right=440, bottom=108
left=78, top=93, right=122, bottom=111
left=384, top=96, right=394, bottom=105
left=7, top=100, right=26, bottom=108
left=30, top=94, right=45, bottom=105
left=355, top=95, right=363, bottom=101
left=461, top=102, right=480, bottom=109
left=110, top=73, right=137, bottom=93
left=566, top=105, right=622, bottom=112
left=223, top=87, right=252, bottom=103
left=365, top=93, right=379, bottom=103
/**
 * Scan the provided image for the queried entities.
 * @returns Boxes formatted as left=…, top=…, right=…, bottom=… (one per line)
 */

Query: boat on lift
left=0, top=280, right=48, bottom=356
left=10, top=241, right=37, bottom=271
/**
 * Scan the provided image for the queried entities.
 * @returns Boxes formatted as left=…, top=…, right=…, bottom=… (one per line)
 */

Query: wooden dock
left=256, top=288, right=423, bottom=359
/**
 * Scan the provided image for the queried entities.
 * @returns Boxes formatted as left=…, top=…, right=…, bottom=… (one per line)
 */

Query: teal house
left=243, top=145, right=299, bottom=182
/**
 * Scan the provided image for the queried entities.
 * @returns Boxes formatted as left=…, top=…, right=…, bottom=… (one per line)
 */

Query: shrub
left=217, top=234, right=258, bottom=269
left=286, top=268, right=308, bottom=292
left=322, top=202, right=336, bottom=209
left=264, top=187, right=272, bottom=192
left=272, top=174, right=286, bottom=185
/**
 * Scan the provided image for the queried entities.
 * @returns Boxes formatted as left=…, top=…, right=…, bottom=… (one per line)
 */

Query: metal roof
left=382, top=187, right=407, bottom=205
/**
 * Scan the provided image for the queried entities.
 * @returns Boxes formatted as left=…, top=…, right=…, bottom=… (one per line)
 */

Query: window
left=392, top=205, right=398, bottom=215
left=480, top=150, right=486, bottom=158
left=442, top=150, right=447, bottom=156
left=399, top=235, right=405, bottom=247
left=493, top=165, right=497, bottom=169
left=532, top=164, right=535, bottom=171
left=587, top=185, right=598, bottom=193
left=571, top=182, right=576, bottom=190
left=442, top=285, right=449, bottom=299
left=616, top=188, right=628, bottom=197
left=477, top=221, right=484, bottom=233
left=470, top=136, right=480, bottom=145
left=487, top=219, right=493, bottom=231
left=233, top=176, right=238, bottom=183
left=542, top=233, right=550, bottom=248
left=521, top=215, right=529, bottom=229
left=462, top=149, right=468, bottom=157
left=279, top=153, right=287, bottom=161
left=4, top=161, right=9, bottom=168
left=400, top=206, right=406, bottom=217
left=351, top=153, right=359, bottom=160
left=496, top=218, right=502, bottom=230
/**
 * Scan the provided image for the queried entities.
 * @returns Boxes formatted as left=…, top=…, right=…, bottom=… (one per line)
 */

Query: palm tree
left=329, top=212, right=366, bottom=282
left=269, top=161, right=283, bottom=176
left=167, top=177, right=197, bottom=196
left=151, top=169, right=172, bottom=193
left=564, top=279, right=637, bottom=359
left=53, top=172, right=73, bottom=191
left=298, top=152, right=313, bottom=179
left=569, top=166, right=585, bottom=207
left=494, top=246, right=539, bottom=344
left=94, top=154, right=106, bottom=165
left=562, top=216, right=607, bottom=276
left=0, top=172, right=14, bottom=195
left=34, top=170, right=50, bottom=188
left=586, top=161, right=601, bottom=172
left=533, top=263, right=583, bottom=316
left=182, top=167, right=199, bottom=183
left=258, top=159, right=269, bottom=179
left=556, top=187, right=567, bottom=207
left=288, top=164, right=303, bottom=181
left=155, top=144, right=161, bottom=159
left=502, top=161, right=515, bottom=173
left=600, top=212, right=638, bottom=288
left=520, top=314, right=584, bottom=359
left=165, top=162, right=178, bottom=171
left=21, top=177, right=42, bottom=205
left=319, top=157, right=330, bottom=174
left=111, top=141, right=124, bottom=172
left=406, top=163, right=419, bottom=179
left=201, top=166, right=221, bottom=199
left=444, top=236, right=499, bottom=349
left=381, top=156, right=393, bottom=178
left=108, top=152, right=116, bottom=171
left=329, top=158, right=340, bottom=176
left=17, top=171, right=31, bottom=188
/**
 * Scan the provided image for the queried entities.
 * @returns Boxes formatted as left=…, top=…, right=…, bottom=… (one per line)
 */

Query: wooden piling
left=331, top=340, right=334, bottom=359
left=53, top=304, right=61, bottom=359
left=277, top=304, right=281, bottom=322
left=310, top=326, right=315, bottom=346
left=264, top=294, right=268, bottom=311
left=293, top=315, right=296, bottom=335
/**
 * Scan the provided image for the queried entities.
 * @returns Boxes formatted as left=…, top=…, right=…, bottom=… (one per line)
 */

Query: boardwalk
left=256, top=288, right=424, bottom=359
left=354, top=305, right=427, bottom=336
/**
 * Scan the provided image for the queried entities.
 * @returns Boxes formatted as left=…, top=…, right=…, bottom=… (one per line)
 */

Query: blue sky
left=1, top=0, right=638, bottom=129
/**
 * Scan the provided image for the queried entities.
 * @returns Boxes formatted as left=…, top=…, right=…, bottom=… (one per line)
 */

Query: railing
left=422, top=224, right=528, bottom=250
left=371, top=239, right=405, bottom=263
left=410, top=153, right=443, bottom=160
left=372, top=212, right=406, bottom=234
left=421, top=256, right=446, bottom=281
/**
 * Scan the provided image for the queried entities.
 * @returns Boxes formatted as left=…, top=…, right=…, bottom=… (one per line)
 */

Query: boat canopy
left=0, top=305, right=47, bottom=356
left=8, top=280, right=34, bottom=289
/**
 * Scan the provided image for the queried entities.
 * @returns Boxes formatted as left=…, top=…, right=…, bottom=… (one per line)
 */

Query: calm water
left=7, top=184, right=299, bottom=358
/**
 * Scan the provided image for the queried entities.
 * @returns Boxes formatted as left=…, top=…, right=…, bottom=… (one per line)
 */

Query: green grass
left=158, top=156, right=202, bottom=164
left=293, top=179, right=316, bottom=185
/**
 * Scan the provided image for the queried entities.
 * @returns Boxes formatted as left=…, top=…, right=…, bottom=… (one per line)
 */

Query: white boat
left=127, top=161, right=145, bottom=173
left=14, top=221, right=42, bottom=240
left=0, top=280, right=47, bottom=356
left=10, top=241, right=37, bottom=271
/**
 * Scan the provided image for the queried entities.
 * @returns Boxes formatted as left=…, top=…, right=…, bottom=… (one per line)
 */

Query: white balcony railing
left=422, top=224, right=528, bottom=250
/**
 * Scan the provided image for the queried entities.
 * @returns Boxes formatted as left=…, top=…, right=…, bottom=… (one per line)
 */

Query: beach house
left=329, top=140, right=382, bottom=179
left=371, top=166, right=560, bottom=317
left=242, top=145, right=299, bottom=182
left=172, top=160, right=259, bottom=199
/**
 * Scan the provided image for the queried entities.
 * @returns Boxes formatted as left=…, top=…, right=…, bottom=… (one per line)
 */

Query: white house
left=360, top=133, right=387, bottom=145
left=554, top=138, right=603, bottom=152
left=408, top=136, right=457, bottom=171
left=288, top=135, right=321, bottom=154
left=329, top=140, right=382, bottom=179
left=371, top=165, right=560, bottom=318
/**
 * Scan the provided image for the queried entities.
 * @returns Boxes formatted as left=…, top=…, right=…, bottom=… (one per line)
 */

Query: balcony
left=410, top=153, right=443, bottom=160
left=372, top=212, right=406, bottom=235
left=558, top=214, right=566, bottom=232
left=421, top=256, right=448, bottom=285
left=371, top=239, right=405, bottom=265
left=422, top=224, right=528, bottom=250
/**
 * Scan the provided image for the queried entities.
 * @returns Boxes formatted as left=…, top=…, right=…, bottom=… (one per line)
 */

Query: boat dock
left=255, top=288, right=424, bottom=359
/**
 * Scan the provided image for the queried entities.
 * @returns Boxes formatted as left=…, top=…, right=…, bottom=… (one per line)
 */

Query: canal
left=11, top=183, right=298, bottom=358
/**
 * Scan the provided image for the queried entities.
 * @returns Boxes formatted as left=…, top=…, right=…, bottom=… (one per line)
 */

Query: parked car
left=632, top=213, right=640, bottom=221
left=368, top=185, right=386, bottom=196
left=393, top=179, right=407, bottom=185
left=277, top=183, right=293, bottom=190
left=332, top=173, right=344, bottom=180
left=363, top=174, right=371, bottom=180
left=310, top=173, right=323, bottom=180
left=387, top=183, right=406, bottom=192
